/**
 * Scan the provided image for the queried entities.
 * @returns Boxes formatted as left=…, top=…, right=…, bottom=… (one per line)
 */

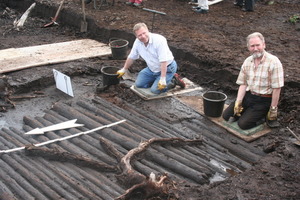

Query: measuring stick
left=0, top=119, right=126, bottom=154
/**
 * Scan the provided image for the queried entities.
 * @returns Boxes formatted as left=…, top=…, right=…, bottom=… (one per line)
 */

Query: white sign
left=53, top=69, right=74, bottom=97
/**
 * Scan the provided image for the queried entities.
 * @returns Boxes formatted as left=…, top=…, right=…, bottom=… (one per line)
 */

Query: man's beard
left=252, top=50, right=264, bottom=59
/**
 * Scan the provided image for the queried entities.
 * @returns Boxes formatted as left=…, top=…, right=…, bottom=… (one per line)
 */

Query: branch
left=25, top=145, right=117, bottom=172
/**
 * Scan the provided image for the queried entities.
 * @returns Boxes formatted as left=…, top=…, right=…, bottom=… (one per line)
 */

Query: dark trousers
left=235, top=0, right=255, bottom=11
left=222, top=92, right=271, bottom=130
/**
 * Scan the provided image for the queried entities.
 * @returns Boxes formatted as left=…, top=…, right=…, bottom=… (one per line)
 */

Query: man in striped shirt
left=222, top=32, right=284, bottom=129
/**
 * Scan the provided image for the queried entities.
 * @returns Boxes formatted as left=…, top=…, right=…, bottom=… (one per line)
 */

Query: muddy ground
left=1, top=0, right=300, bottom=199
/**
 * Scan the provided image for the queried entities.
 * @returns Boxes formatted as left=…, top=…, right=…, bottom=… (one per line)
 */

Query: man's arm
left=236, top=85, right=247, bottom=101
left=123, top=58, right=134, bottom=70
left=271, top=88, right=281, bottom=107
left=160, top=61, right=168, bottom=78
left=117, top=58, right=134, bottom=78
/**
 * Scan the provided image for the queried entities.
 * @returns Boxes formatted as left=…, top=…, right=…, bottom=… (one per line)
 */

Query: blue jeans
left=135, top=60, right=177, bottom=94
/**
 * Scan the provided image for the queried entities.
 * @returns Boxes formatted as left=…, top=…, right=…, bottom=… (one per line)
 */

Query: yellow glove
left=116, top=68, right=127, bottom=78
left=234, top=100, right=243, bottom=116
left=157, top=77, right=167, bottom=90
left=267, top=106, right=278, bottom=121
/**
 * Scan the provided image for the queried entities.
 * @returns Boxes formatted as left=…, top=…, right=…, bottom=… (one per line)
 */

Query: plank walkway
left=0, top=39, right=111, bottom=73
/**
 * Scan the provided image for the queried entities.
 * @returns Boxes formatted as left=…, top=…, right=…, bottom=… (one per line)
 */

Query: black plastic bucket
left=109, top=39, right=129, bottom=60
left=101, top=66, right=120, bottom=86
left=202, top=91, right=227, bottom=117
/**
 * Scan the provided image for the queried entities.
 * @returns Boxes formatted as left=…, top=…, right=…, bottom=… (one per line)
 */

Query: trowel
left=287, top=127, right=300, bottom=146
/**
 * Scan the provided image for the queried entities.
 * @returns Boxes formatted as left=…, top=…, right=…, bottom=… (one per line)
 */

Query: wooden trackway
left=0, top=39, right=112, bottom=73
left=176, top=96, right=271, bottom=142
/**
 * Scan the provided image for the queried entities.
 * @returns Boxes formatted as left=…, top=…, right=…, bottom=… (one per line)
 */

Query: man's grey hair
left=246, top=32, right=265, bottom=47
left=133, top=23, right=148, bottom=34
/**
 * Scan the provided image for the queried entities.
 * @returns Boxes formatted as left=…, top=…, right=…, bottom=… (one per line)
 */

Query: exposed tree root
left=100, top=137, right=203, bottom=200
left=25, top=136, right=202, bottom=200
left=24, top=145, right=118, bottom=172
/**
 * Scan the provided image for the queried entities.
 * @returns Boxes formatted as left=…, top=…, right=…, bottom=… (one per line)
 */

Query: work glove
left=233, top=100, right=243, bottom=116
left=116, top=68, right=127, bottom=78
left=267, top=106, right=278, bottom=121
left=157, top=77, right=167, bottom=90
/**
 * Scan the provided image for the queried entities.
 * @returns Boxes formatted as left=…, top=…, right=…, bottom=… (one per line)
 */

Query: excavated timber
left=0, top=96, right=265, bottom=199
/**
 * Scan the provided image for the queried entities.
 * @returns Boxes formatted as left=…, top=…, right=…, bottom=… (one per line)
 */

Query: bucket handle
left=109, top=38, right=121, bottom=43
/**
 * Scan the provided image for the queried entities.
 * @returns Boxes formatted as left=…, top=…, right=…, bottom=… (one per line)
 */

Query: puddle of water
left=209, top=172, right=227, bottom=183
left=0, top=120, right=6, bottom=129
left=210, top=159, right=228, bottom=171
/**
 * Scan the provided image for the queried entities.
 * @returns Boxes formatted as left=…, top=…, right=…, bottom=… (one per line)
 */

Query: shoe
left=266, top=119, right=280, bottom=128
left=192, top=6, right=201, bottom=9
left=228, top=116, right=238, bottom=123
left=194, top=9, right=208, bottom=14
left=133, top=3, right=141, bottom=7
left=241, top=8, right=254, bottom=12
left=234, top=2, right=243, bottom=7
left=126, top=2, right=133, bottom=5
left=173, top=73, right=186, bottom=89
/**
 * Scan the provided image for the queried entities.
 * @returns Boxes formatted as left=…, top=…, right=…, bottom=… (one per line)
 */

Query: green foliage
left=288, top=14, right=300, bottom=24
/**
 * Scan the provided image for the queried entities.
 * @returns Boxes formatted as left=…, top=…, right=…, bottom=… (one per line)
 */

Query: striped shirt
left=128, top=32, right=174, bottom=73
left=236, top=51, right=284, bottom=95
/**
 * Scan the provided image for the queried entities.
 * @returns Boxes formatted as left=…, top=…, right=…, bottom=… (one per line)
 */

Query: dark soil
left=1, top=0, right=300, bottom=199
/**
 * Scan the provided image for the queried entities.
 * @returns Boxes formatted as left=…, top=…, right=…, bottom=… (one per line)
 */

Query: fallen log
left=25, top=145, right=118, bottom=172
left=9, top=95, right=46, bottom=100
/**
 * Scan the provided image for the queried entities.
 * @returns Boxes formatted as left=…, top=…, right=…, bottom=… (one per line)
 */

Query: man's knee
left=237, top=120, right=254, bottom=130
left=151, top=87, right=163, bottom=94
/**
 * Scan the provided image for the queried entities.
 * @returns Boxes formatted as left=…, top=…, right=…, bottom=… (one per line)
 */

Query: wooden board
left=130, top=78, right=203, bottom=100
left=208, top=0, right=223, bottom=6
left=0, top=39, right=112, bottom=73
left=176, top=96, right=272, bottom=142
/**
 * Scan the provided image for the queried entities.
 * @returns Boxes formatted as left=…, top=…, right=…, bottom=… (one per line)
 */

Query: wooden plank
left=208, top=0, right=223, bottom=6
left=0, top=39, right=112, bottom=73
left=176, top=96, right=271, bottom=142
left=130, top=78, right=203, bottom=100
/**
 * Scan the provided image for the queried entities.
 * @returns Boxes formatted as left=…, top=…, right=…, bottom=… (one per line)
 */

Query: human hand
left=234, top=100, right=243, bottom=116
left=116, top=68, right=127, bottom=78
left=157, top=77, right=167, bottom=90
left=267, top=106, right=278, bottom=121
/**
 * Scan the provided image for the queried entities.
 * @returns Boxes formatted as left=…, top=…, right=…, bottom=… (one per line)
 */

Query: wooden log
left=0, top=154, right=61, bottom=199
left=36, top=158, right=109, bottom=199
left=99, top=136, right=123, bottom=162
left=51, top=162, right=111, bottom=199
left=5, top=128, right=123, bottom=198
left=185, top=121, right=262, bottom=164
left=1, top=130, right=108, bottom=199
left=33, top=115, right=119, bottom=165
left=11, top=154, right=80, bottom=200
left=75, top=101, right=216, bottom=181
left=0, top=159, right=38, bottom=199
left=0, top=183, right=17, bottom=200
left=90, top=98, right=178, bottom=138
